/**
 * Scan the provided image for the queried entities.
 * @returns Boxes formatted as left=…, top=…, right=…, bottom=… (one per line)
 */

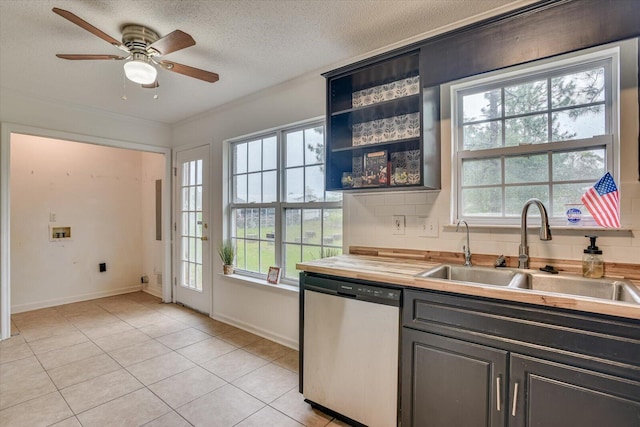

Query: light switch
left=49, top=213, right=56, bottom=222
left=392, top=215, right=406, bottom=235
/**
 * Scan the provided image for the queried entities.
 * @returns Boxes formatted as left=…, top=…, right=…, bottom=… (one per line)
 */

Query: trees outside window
left=453, top=50, right=618, bottom=224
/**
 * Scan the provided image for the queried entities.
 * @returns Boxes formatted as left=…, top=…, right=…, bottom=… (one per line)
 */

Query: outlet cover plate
left=418, top=216, right=438, bottom=237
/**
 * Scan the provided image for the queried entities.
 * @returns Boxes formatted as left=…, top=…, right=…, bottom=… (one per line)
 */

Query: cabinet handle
left=496, top=376, right=501, bottom=412
left=511, top=382, right=519, bottom=417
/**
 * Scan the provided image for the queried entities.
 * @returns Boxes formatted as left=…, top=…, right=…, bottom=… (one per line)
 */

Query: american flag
left=581, top=172, right=620, bottom=228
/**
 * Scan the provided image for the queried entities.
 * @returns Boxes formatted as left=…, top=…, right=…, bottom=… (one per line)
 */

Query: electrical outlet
left=418, top=216, right=438, bottom=237
left=392, top=215, right=406, bottom=235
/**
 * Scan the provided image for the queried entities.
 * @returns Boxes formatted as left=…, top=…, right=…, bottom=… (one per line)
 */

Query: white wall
left=0, top=89, right=171, bottom=147
left=10, top=135, right=146, bottom=312
left=172, top=74, right=325, bottom=348
left=140, top=152, right=166, bottom=298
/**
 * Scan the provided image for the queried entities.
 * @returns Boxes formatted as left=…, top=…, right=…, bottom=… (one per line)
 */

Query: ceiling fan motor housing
left=121, top=25, right=159, bottom=55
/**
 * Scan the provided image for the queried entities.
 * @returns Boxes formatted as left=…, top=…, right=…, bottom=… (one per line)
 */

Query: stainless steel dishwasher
left=301, top=274, right=401, bottom=427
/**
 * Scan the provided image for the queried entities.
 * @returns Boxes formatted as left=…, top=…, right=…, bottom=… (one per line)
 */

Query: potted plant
left=218, top=240, right=235, bottom=275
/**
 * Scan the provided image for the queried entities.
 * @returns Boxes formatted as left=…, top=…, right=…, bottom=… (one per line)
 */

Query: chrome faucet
left=519, top=198, right=552, bottom=269
left=456, top=219, right=472, bottom=266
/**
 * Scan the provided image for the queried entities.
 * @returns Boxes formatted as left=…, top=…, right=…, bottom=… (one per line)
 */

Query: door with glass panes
left=175, top=146, right=210, bottom=314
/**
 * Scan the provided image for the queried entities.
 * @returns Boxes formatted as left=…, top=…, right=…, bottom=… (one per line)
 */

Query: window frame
left=450, top=46, right=620, bottom=226
left=227, top=118, right=342, bottom=285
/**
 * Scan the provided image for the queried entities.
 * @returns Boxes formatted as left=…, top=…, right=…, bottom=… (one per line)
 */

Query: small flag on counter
left=581, top=172, right=620, bottom=228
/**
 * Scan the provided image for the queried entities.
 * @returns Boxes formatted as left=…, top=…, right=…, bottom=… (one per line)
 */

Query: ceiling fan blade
left=52, top=8, right=124, bottom=49
left=142, top=81, right=160, bottom=89
left=160, top=61, right=219, bottom=83
left=148, top=30, right=195, bottom=56
left=56, top=54, right=127, bottom=60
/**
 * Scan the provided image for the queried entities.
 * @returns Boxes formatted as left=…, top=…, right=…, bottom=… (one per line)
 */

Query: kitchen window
left=229, top=120, right=342, bottom=284
left=451, top=46, right=619, bottom=225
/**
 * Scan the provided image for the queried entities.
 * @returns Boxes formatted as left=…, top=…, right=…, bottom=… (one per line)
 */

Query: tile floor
left=0, top=292, right=350, bottom=427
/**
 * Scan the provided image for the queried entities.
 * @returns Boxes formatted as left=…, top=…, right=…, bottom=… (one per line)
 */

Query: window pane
left=462, top=187, right=502, bottom=216
left=305, top=165, right=324, bottom=202
left=323, top=209, right=343, bottom=247
left=286, top=130, right=304, bottom=167
left=234, top=143, right=247, bottom=174
left=285, top=167, right=304, bottom=202
left=462, top=89, right=502, bottom=122
left=463, top=121, right=502, bottom=150
left=505, top=154, right=548, bottom=184
left=196, top=160, right=202, bottom=185
left=247, top=173, right=261, bottom=203
left=263, top=136, right=277, bottom=170
left=260, top=241, right=275, bottom=274
left=552, top=149, right=605, bottom=181
left=552, top=105, right=605, bottom=141
left=262, top=171, right=277, bottom=203
left=553, top=183, right=591, bottom=217
left=234, top=175, right=247, bottom=203
left=260, top=208, right=275, bottom=240
left=182, top=187, right=189, bottom=210
left=245, top=209, right=259, bottom=239
left=195, top=186, right=202, bottom=210
left=302, top=209, right=322, bottom=244
left=505, top=80, right=547, bottom=116
left=505, top=185, right=549, bottom=215
left=189, top=161, right=197, bottom=186
left=305, top=127, right=324, bottom=165
left=551, top=67, right=605, bottom=108
left=235, top=238, right=246, bottom=270
left=247, top=140, right=262, bottom=172
left=285, top=209, right=301, bottom=243
left=233, top=209, right=245, bottom=238
left=245, top=239, right=259, bottom=272
left=303, top=245, right=322, bottom=262
left=462, top=158, right=501, bottom=186
left=325, top=191, right=342, bottom=202
left=505, top=114, right=548, bottom=146
left=284, top=244, right=301, bottom=280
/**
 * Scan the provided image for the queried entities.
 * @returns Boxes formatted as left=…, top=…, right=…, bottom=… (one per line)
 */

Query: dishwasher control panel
left=338, top=283, right=401, bottom=302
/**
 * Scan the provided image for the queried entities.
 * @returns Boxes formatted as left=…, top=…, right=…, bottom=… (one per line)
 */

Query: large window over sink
left=451, top=44, right=621, bottom=225
left=229, top=120, right=342, bottom=284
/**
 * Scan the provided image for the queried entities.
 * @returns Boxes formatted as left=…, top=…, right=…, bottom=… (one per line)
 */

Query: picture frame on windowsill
left=267, top=266, right=281, bottom=284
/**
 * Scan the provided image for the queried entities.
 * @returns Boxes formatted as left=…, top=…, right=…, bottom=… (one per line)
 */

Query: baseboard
left=142, top=286, right=163, bottom=299
left=11, top=285, right=143, bottom=313
left=211, top=312, right=298, bottom=350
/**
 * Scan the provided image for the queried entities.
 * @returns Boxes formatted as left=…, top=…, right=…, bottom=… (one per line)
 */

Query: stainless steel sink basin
left=416, top=264, right=640, bottom=305
left=416, top=265, right=528, bottom=287
left=511, top=273, right=640, bottom=304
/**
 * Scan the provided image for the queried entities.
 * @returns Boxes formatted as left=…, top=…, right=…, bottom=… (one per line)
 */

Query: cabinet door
left=402, top=328, right=508, bottom=427
left=509, top=354, right=640, bottom=427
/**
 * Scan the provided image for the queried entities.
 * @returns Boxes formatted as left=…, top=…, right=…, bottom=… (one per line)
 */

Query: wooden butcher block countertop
left=297, top=254, right=640, bottom=321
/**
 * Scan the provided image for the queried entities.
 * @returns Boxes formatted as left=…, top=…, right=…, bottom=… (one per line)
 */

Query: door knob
left=201, top=236, right=208, bottom=241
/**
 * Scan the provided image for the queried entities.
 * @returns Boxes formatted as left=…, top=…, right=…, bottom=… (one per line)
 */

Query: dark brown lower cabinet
left=403, top=330, right=640, bottom=427
left=401, top=289, right=640, bottom=427
left=402, top=328, right=507, bottom=427
left=510, top=354, right=640, bottom=427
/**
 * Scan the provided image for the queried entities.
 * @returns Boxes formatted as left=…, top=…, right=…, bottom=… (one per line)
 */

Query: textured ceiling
left=0, top=0, right=531, bottom=125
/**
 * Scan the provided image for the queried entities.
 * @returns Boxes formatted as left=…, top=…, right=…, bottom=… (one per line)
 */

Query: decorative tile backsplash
left=352, top=112, right=420, bottom=146
left=352, top=76, right=420, bottom=108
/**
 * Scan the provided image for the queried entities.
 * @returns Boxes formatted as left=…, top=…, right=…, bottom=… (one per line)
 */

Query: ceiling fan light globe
left=123, top=60, right=157, bottom=85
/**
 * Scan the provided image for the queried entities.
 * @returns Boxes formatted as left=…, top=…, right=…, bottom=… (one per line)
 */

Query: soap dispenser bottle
left=582, top=235, right=604, bottom=279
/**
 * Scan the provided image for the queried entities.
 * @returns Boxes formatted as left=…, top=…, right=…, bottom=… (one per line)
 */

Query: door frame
left=172, top=143, right=213, bottom=314
left=0, top=122, right=173, bottom=340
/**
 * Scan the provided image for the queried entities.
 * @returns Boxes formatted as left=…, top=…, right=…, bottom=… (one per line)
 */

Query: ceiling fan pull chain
left=121, top=73, right=128, bottom=101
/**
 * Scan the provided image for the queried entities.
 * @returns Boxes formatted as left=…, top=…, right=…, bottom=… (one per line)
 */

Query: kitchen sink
left=416, top=264, right=528, bottom=287
left=512, top=273, right=640, bottom=304
left=416, top=264, right=640, bottom=305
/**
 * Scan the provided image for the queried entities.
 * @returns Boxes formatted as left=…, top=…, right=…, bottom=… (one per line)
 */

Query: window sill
left=218, top=273, right=299, bottom=294
left=443, top=224, right=633, bottom=236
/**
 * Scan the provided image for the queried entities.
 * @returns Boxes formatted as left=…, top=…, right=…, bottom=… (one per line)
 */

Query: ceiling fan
left=52, top=7, right=219, bottom=87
